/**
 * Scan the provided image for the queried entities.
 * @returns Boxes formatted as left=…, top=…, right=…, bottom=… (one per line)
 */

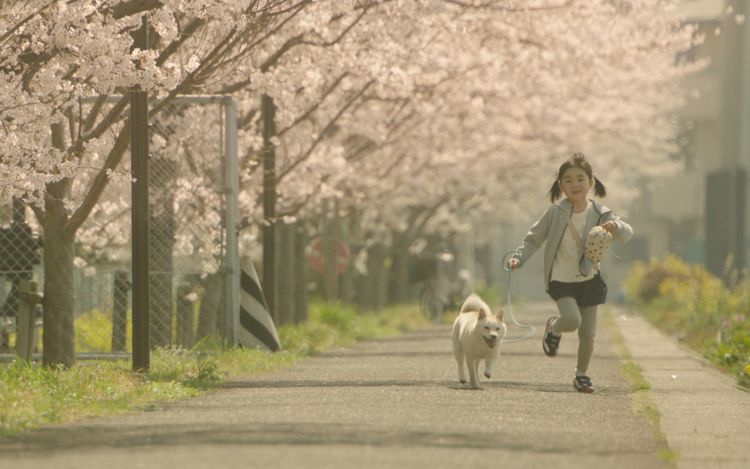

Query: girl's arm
left=601, top=212, right=633, bottom=244
left=512, top=206, right=554, bottom=267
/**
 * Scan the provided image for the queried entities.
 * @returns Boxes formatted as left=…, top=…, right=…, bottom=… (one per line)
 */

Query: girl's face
left=559, top=166, right=593, bottom=204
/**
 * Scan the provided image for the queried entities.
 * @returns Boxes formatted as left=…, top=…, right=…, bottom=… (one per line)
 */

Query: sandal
left=542, top=317, right=561, bottom=357
left=573, top=375, right=594, bottom=393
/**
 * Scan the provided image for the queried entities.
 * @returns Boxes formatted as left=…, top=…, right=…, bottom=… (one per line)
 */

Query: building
left=630, top=0, right=748, bottom=279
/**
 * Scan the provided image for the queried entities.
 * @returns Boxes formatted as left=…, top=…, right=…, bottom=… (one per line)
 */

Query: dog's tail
left=459, top=293, right=490, bottom=315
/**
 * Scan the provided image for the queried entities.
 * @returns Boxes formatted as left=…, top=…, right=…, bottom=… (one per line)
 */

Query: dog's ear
left=496, top=309, right=504, bottom=320
left=478, top=308, right=487, bottom=320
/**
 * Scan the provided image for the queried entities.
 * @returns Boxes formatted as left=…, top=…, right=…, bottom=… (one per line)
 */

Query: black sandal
left=543, top=317, right=561, bottom=357
left=573, top=375, right=594, bottom=393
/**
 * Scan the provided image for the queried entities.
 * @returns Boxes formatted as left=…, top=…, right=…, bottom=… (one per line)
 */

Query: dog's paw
left=484, top=372, right=491, bottom=379
left=459, top=379, right=467, bottom=384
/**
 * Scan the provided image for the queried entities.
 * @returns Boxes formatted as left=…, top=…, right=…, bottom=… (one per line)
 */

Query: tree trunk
left=293, top=225, right=308, bottom=323
left=338, top=211, right=354, bottom=303
left=42, top=124, right=76, bottom=368
left=322, top=199, right=339, bottom=301
left=277, top=222, right=295, bottom=325
left=261, top=94, right=277, bottom=319
left=371, top=244, right=388, bottom=311
left=339, top=258, right=354, bottom=304
left=42, top=223, right=76, bottom=367
left=389, top=232, right=411, bottom=304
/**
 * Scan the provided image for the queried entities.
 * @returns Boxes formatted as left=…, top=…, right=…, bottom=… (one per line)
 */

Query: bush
left=624, top=255, right=750, bottom=387
left=277, top=302, right=429, bottom=355
left=625, top=254, right=700, bottom=305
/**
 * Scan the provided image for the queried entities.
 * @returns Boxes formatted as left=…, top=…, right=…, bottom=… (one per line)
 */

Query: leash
left=500, top=250, right=536, bottom=343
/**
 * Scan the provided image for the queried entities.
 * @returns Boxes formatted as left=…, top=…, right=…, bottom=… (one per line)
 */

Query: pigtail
left=553, top=152, right=605, bottom=202
left=593, top=176, right=607, bottom=198
left=548, top=179, right=562, bottom=203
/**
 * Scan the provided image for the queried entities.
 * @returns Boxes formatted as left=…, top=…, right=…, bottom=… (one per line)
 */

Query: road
left=1, top=302, right=748, bottom=468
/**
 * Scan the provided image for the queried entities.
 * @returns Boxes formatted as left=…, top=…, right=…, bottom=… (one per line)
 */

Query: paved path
left=0, top=302, right=747, bottom=468
left=615, top=310, right=750, bottom=469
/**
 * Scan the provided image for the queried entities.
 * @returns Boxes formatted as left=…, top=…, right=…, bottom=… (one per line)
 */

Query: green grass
left=1, top=301, right=429, bottom=437
left=602, top=310, right=679, bottom=466
left=0, top=357, right=201, bottom=437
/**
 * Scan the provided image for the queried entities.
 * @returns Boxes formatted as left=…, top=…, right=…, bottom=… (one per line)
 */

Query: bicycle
left=419, top=280, right=446, bottom=323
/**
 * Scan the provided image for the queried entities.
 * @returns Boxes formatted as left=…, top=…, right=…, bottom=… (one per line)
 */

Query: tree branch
left=276, top=72, right=349, bottom=136
left=108, top=0, right=164, bottom=19
left=67, top=119, right=131, bottom=234
left=276, top=80, right=374, bottom=184
left=442, top=0, right=573, bottom=12
left=155, top=17, right=206, bottom=67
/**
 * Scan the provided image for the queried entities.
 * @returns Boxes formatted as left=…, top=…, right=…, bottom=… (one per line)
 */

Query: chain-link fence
left=0, top=199, right=43, bottom=351
left=0, top=96, right=239, bottom=356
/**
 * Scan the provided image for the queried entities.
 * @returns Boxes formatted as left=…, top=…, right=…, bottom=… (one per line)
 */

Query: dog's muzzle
left=484, top=336, right=498, bottom=349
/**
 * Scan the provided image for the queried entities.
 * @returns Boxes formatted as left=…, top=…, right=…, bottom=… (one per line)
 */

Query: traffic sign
left=308, top=237, right=350, bottom=275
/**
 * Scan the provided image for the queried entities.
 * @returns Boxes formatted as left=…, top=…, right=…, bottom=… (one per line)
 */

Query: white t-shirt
left=551, top=202, right=596, bottom=283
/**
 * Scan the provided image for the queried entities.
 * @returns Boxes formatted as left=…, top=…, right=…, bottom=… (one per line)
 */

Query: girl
left=507, top=153, right=633, bottom=393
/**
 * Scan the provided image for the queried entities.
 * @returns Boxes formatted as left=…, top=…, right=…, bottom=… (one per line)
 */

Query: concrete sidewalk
left=0, top=302, right=747, bottom=468
left=614, top=309, right=750, bottom=469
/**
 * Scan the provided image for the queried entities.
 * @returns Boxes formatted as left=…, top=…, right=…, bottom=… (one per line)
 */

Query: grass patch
left=620, top=361, right=650, bottom=392
left=602, top=310, right=679, bottom=466
left=0, top=357, right=200, bottom=437
left=1, top=302, right=428, bottom=437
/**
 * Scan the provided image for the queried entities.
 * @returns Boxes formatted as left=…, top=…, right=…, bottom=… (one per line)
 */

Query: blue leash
left=500, top=250, right=536, bottom=343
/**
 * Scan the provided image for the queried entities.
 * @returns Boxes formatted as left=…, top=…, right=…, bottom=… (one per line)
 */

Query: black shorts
left=546, top=273, right=607, bottom=307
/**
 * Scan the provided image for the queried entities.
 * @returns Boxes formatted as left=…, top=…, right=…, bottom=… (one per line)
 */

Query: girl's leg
left=543, top=297, right=582, bottom=357
left=575, top=305, right=598, bottom=375
left=552, top=297, right=582, bottom=334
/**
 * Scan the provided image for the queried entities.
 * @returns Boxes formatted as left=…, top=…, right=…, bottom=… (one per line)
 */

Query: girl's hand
left=507, top=258, right=520, bottom=270
left=601, top=220, right=619, bottom=235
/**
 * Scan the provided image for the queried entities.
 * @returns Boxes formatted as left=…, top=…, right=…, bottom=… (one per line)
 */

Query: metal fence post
left=223, top=97, right=240, bottom=346
left=131, top=15, right=150, bottom=371
left=17, top=280, right=42, bottom=361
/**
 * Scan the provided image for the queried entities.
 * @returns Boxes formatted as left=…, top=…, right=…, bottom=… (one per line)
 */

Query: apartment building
left=629, top=0, right=748, bottom=279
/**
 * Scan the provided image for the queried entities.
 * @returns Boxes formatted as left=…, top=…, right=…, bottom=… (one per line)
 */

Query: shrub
left=625, top=255, right=750, bottom=387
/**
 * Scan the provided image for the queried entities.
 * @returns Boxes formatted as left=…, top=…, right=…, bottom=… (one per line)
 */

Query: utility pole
left=706, top=0, right=748, bottom=279
left=261, top=94, right=277, bottom=318
left=131, top=15, right=150, bottom=371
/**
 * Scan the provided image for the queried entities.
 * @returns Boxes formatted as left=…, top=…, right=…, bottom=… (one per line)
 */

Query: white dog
left=451, top=293, right=507, bottom=389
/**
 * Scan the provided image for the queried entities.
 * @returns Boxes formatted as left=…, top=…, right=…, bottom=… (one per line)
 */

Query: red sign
left=308, top=237, right=350, bottom=275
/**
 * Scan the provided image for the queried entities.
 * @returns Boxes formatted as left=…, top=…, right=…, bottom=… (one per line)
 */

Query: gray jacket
left=512, top=199, right=634, bottom=291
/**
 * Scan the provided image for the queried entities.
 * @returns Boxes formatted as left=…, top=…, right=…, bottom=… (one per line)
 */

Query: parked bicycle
left=412, top=251, right=471, bottom=323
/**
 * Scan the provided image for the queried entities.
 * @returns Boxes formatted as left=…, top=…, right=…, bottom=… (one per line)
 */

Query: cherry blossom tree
left=231, top=0, right=699, bottom=265
left=146, top=0, right=689, bottom=312
left=1, top=0, right=307, bottom=366
left=1, top=0, right=700, bottom=364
